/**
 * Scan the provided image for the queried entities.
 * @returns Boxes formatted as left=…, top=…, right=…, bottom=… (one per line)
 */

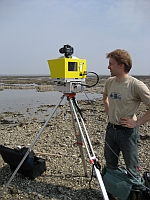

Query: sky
left=0, top=0, right=150, bottom=76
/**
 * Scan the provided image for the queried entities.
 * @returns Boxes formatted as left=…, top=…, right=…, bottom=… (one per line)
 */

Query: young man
left=103, top=49, right=150, bottom=197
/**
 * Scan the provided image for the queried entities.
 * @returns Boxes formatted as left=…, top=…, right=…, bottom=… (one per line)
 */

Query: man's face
left=108, top=57, right=121, bottom=76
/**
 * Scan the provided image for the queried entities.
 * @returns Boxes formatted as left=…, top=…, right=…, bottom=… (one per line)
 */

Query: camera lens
left=59, top=48, right=64, bottom=54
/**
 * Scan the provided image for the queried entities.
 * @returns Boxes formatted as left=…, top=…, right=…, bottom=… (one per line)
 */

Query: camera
left=59, top=44, right=74, bottom=58
left=47, top=44, right=86, bottom=82
left=47, top=45, right=86, bottom=93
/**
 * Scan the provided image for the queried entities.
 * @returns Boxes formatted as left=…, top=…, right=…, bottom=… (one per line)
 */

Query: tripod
left=0, top=92, right=109, bottom=200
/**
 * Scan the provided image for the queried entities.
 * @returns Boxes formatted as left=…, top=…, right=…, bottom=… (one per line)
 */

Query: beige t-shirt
left=103, top=76, right=150, bottom=125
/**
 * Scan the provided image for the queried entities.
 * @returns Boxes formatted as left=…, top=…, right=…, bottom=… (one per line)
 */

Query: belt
left=108, top=122, right=128, bottom=130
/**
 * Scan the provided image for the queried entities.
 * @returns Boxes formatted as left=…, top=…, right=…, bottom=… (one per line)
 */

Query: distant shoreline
left=0, top=75, right=150, bottom=79
left=0, top=75, right=149, bottom=92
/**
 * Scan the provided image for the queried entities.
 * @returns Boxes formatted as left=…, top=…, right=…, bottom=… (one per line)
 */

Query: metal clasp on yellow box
left=47, top=57, right=86, bottom=83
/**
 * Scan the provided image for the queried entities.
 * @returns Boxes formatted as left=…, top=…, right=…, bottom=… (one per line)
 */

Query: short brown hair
left=106, top=49, right=132, bottom=72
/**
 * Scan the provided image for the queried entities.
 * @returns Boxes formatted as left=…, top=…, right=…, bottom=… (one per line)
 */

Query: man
left=103, top=49, right=150, bottom=198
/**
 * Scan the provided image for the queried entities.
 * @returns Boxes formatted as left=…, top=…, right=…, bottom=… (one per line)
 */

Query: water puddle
left=0, top=89, right=102, bottom=122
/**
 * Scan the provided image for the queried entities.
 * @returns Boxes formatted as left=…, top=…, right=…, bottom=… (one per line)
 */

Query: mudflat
left=0, top=76, right=150, bottom=200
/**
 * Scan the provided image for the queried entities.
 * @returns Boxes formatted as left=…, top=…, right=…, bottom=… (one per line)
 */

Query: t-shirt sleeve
left=103, top=79, right=110, bottom=95
left=134, top=80, right=150, bottom=106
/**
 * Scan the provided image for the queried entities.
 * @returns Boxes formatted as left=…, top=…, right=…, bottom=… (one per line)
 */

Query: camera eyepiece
left=59, top=44, right=74, bottom=58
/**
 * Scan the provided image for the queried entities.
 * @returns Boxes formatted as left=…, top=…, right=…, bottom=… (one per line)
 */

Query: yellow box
left=47, top=57, right=86, bottom=80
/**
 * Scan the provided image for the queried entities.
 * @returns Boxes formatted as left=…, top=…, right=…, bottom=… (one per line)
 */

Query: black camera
left=59, top=44, right=74, bottom=58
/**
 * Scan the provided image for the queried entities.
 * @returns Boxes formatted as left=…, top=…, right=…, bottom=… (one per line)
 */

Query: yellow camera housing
left=47, top=57, right=86, bottom=82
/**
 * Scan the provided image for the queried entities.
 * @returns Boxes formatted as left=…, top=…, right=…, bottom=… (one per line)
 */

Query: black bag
left=143, top=172, right=150, bottom=199
left=0, top=145, right=46, bottom=179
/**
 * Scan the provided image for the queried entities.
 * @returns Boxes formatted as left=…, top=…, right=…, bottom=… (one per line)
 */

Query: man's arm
left=120, top=104, right=150, bottom=128
left=103, top=93, right=109, bottom=115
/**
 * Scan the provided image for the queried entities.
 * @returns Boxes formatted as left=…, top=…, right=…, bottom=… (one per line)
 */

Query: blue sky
left=0, top=0, right=150, bottom=75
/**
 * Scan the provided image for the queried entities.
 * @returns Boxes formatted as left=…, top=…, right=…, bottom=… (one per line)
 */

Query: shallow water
left=0, top=89, right=61, bottom=112
left=0, top=89, right=102, bottom=121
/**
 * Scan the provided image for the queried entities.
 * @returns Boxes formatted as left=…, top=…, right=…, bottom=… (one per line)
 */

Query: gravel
left=0, top=76, right=149, bottom=200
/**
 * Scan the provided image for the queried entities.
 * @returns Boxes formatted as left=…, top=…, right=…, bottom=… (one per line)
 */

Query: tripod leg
left=0, top=94, right=65, bottom=198
left=68, top=98, right=88, bottom=176
left=80, top=118, right=109, bottom=200
left=94, top=165, right=109, bottom=200
left=69, top=97, right=109, bottom=200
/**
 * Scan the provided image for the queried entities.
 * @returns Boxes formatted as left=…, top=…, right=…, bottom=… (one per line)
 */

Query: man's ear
left=119, top=63, right=125, bottom=69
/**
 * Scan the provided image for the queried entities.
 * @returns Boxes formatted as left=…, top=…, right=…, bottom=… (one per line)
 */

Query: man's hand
left=119, top=118, right=137, bottom=128
left=120, top=105, right=150, bottom=128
